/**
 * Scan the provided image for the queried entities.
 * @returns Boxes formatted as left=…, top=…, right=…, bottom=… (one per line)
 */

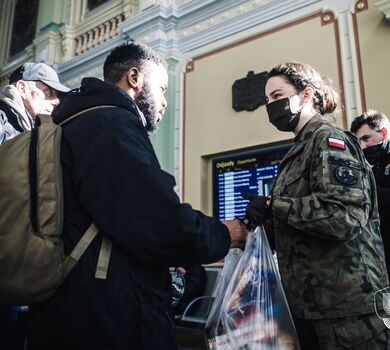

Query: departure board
left=212, top=144, right=291, bottom=221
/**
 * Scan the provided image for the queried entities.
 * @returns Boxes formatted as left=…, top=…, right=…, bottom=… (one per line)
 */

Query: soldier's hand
left=242, top=192, right=272, bottom=230
left=222, top=219, right=248, bottom=250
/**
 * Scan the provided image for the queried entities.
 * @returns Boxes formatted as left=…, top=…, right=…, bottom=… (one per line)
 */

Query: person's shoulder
left=60, top=103, right=141, bottom=129
left=315, top=121, right=344, bottom=136
left=101, top=105, right=145, bottom=131
left=306, top=122, right=359, bottom=158
left=313, top=122, right=349, bottom=144
left=310, top=121, right=365, bottom=162
left=86, top=105, right=148, bottom=143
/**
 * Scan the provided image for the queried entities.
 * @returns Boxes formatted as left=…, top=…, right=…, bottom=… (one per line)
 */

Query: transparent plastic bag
left=207, top=248, right=243, bottom=328
left=206, top=226, right=300, bottom=350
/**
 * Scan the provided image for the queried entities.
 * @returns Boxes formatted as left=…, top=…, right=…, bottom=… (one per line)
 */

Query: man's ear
left=15, top=80, right=28, bottom=99
left=127, top=67, right=141, bottom=89
left=381, top=127, right=388, bottom=140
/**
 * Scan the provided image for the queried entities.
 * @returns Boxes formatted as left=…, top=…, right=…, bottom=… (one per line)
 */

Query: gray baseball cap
left=9, top=62, right=70, bottom=93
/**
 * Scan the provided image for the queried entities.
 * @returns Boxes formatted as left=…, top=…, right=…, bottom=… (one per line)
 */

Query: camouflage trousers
left=294, top=313, right=390, bottom=349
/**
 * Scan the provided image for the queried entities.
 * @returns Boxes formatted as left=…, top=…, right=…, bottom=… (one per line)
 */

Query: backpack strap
left=69, top=223, right=100, bottom=262
left=58, top=105, right=118, bottom=127
left=65, top=223, right=113, bottom=281
left=64, top=223, right=100, bottom=276
left=95, top=236, right=112, bottom=280
left=70, top=223, right=112, bottom=280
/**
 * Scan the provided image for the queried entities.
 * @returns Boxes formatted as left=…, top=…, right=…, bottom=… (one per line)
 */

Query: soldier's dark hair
left=103, top=41, right=166, bottom=84
left=350, top=109, right=390, bottom=133
left=268, top=62, right=339, bottom=115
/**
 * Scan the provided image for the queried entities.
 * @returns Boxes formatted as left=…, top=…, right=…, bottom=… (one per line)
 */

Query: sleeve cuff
left=272, top=197, right=292, bottom=222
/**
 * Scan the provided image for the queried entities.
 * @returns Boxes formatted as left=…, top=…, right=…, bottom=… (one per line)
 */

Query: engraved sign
left=232, top=71, right=268, bottom=112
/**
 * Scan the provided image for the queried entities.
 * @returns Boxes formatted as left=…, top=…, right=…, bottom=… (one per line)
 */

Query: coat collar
left=0, top=85, right=32, bottom=130
left=281, top=114, right=328, bottom=166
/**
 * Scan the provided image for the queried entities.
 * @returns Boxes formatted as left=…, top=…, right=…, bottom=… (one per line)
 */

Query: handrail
left=181, top=296, right=214, bottom=322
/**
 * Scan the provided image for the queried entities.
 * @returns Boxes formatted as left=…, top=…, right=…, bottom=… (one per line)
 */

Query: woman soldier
left=245, top=62, right=389, bottom=349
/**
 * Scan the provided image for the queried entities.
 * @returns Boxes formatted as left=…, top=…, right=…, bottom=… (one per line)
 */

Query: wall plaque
left=232, top=71, right=268, bottom=112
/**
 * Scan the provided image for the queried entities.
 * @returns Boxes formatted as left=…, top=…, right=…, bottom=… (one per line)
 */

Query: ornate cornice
left=375, top=0, right=390, bottom=20
left=120, top=0, right=324, bottom=55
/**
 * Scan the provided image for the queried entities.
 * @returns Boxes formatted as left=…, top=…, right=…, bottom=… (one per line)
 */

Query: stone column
left=34, top=0, right=66, bottom=64
left=150, top=55, right=181, bottom=177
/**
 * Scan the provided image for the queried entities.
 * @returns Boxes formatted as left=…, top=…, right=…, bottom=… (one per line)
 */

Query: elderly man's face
left=23, top=81, right=60, bottom=117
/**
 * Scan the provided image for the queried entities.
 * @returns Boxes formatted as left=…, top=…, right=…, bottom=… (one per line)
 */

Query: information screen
left=212, top=143, right=292, bottom=221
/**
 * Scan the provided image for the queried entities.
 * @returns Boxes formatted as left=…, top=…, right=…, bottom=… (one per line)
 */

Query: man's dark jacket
left=26, top=78, right=230, bottom=350
left=370, top=140, right=390, bottom=271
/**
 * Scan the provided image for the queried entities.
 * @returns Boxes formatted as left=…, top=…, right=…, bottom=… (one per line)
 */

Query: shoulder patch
left=334, top=166, right=357, bottom=185
left=328, top=137, right=345, bottom=150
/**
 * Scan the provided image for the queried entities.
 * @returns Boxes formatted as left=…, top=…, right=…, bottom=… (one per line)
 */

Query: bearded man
left=26, top=42, right=247, bottom=350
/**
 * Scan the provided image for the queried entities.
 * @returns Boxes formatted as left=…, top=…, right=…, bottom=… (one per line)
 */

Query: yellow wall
left=357, top=2, right=390, bottom=115
left=184, top=13, right=342, bottom=213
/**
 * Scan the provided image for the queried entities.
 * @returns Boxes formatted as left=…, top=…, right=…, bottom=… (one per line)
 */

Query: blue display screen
left=212, top=144, right=291, bottom=221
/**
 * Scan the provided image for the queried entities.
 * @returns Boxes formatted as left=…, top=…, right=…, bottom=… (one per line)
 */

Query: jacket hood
left=0, top=84, right=32, bottom=130
left=52, top=77, right=137, bottom=124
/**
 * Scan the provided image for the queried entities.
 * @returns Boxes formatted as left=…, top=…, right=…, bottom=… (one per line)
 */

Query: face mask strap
left=289, top=92, right=305, bottom=118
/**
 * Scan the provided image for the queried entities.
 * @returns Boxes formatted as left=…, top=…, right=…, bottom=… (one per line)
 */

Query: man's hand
left=242, top=192, right=272, bottom=230
left=222, top=219, right=248, bottom=250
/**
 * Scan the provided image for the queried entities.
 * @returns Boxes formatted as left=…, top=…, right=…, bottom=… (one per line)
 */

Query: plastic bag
left=207, top=248, right=243, bottom=327
left=206, top=226, right=300, bottom=350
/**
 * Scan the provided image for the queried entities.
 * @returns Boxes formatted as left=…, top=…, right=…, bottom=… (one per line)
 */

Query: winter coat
left=26, top=78, right=230, bottom=350
left=369, top=140, right=390, bottom=272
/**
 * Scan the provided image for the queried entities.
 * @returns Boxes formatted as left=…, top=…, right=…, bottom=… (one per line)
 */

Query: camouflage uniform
left=270, top=115, right=390, bottom=348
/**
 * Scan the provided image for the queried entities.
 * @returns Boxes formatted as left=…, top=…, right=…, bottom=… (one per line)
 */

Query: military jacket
left=271, top=115, right=389, bottom=319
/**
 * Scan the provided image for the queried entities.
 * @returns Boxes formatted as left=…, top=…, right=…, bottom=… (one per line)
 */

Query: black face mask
left=266, top=97, right=301, bottom=132
left=363, top=141, right=387, bottom=165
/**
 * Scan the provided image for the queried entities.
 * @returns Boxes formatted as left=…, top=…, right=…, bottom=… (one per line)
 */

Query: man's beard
left=136, top=81, right=159, bottom=133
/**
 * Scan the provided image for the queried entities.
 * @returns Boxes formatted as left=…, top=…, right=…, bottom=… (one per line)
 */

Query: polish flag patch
left=328, top=137, right=346, bottom=150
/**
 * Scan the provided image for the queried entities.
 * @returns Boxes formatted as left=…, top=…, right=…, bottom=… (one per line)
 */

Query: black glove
left=241, top=192, right=271, bottom=230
